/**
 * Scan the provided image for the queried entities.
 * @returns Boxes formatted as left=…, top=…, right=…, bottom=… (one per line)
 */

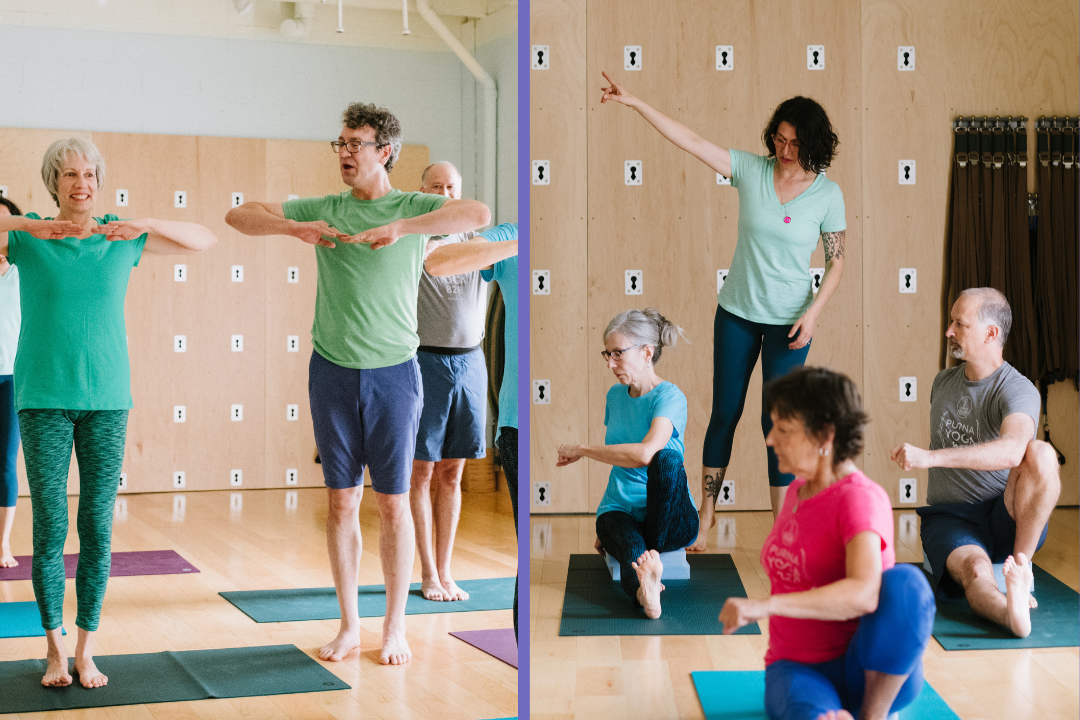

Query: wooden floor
left=0, top=487, right=517, bottom=720
left=530, top=508, right=1080, bottom=720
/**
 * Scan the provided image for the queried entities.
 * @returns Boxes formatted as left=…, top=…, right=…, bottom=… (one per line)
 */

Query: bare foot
left=441, top=576, right=470, bottom=602
left=380, top=620, right=411, bottom=665
left=1003, top=553, right=1034, bottom=638
left=0, top=545, right=17, bottom=568
left=318, top=627, right=361, bottom=662
left=42, top=644, right=72, bottom=687
left=74, top=655, right=108, bottom=689
left=421, top=576, right=448, bottom=601
left=687, top=515, right=715, bottom=553
left=632, top=549, right=664, bottom=619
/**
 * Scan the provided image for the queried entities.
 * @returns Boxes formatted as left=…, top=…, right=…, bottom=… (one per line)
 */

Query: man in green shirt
left=226, top=103, right=516, bottom=666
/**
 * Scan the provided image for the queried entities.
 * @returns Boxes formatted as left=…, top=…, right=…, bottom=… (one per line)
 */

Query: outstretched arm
left=0, top=216, right=87, bottom=257
left=601, top=70, right=732, bottom=177
left=225, top=201, right=349, bottom=247
left=96, top=219, right=217, bottom=255
left=424, top=236, right=518, bottom=277
left=346, top=198, right=491, bottom=250
left=557, top=417, right=674, bottom=469
left=891, top=413, right=1035, bottom=472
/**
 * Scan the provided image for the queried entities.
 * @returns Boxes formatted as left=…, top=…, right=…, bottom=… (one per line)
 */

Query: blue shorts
left=917, top=495, right=1048, bottom=598
left=414, top=349, right=487, bottom=462
left=308, top=350, right=423, bottom=495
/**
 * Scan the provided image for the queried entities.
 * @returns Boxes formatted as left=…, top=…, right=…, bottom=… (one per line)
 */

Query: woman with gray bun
left=557, top=308, right=697, bottom=619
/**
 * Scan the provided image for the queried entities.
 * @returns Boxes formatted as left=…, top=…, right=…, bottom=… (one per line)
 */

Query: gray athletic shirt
left=927, top=361, right=1040, bottom=505
left=416, top=231, right=487, bottom=348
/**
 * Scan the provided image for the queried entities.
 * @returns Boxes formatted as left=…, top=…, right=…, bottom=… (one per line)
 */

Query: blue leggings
left=703, top=305, right=811, bottom=486
left=0, top=375, right=17, bottom=508
left=764, top=565, right=936, bottom=720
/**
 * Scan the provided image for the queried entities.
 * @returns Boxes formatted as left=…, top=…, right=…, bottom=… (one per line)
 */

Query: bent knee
left=947, top=548, right=995, bottom=585
left=1021, top=440, right=1060, bottom=480
left=648, top=448, right=684, bottom=471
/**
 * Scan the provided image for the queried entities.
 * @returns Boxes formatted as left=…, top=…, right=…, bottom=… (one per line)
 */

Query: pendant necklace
left=776, top=166, right=810, bottom=224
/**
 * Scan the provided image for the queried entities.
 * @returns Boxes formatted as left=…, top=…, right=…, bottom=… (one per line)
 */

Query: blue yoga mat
left=220, top=576, right=515, bottom=623
left=0, top=602, right=64, bottom=639
left=691, top=670, right=959, bottom=719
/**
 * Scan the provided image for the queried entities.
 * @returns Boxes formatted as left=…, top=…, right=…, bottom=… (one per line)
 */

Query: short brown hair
left=765, top=366, right=868, bottom=463
left=341, top=102, right=402, bottom=173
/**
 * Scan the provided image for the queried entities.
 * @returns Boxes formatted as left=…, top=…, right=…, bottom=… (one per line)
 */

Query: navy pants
left=703, top=305, right=811, bottom=486
left=0, top=375, right=17, bottom=508
left=764, top=565, right=936, bottom=720
left=496, top=427, right=518, bottom=641
left=595, top=449, right=699, bottom=600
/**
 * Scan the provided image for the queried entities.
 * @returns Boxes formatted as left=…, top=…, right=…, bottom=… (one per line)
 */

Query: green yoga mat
left=220, top=576, right=515, bottom=623
left=0, top=602, right=64, bottom=639
left=691, top=670, right=959, bottom=719
left=0, top=644, right=349, bottom=714
left=920, top=564, right=1080, bottom=650
left=559, top=554, right=761, bottom=636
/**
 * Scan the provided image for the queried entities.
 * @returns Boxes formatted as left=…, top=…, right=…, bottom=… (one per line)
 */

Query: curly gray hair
left=341, top=102, right=403, bottom=173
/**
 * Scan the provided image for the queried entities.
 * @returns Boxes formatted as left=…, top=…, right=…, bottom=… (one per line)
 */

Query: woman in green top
left=600, top=72, right=848, bottom=539
left=0, top=138, right=217, bottom=690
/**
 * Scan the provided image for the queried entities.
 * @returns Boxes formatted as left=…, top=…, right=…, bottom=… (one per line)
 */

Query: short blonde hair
left=41, top=138, right=106, bottom=206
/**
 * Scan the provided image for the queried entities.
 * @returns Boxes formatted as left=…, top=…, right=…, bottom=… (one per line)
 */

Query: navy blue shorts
left=308, top=350, right=423, bottom=495
left=414, top=349, right=487, bottom=462
left=917, top=495, right=1048, bottom=598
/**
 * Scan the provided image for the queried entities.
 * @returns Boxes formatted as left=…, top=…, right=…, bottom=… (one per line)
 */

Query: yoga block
left=605, top=548, right=691, bottom=582
left=922, top=557, right=1032, bottom=594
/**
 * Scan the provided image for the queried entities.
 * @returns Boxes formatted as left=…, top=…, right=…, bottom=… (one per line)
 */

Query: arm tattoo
left=822, top=230, right=845, bottom=263
left=704, top=468, right=728, bottom=500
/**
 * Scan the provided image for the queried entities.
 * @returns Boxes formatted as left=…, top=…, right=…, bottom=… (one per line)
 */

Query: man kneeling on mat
left=227, top=102, right=516, bottom=665
left=556, top=308, right=697, bottom=619
left=891, top=288, right=1060, bottom=638
left=720, top=367, right=935, bottom=720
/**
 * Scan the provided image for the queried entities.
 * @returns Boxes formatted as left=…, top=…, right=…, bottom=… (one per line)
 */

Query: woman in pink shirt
left=719, top=367, right=935, bottom=720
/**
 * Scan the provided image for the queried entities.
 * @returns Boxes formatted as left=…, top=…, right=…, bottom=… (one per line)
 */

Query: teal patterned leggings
left=19, top=409, right=128, bottom=632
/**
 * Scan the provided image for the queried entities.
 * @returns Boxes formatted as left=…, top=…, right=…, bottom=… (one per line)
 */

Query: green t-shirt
left=717, top=149, right=846, bottom=325
left=282, top=189, right=447, bottom=369
left=7, top=213, right=147, bottom=410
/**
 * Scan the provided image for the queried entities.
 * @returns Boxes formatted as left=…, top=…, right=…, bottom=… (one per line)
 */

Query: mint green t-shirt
left=7, top=213, right=147, bottom=410
left=717, top=149, right=846, bottom=325
left=283, top=189, right=447, bottom=369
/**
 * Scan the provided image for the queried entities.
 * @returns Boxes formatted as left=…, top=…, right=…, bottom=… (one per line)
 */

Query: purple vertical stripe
left=517, top=2, right=531, bottom=717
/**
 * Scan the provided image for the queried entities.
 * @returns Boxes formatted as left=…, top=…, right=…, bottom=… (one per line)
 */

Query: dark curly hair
left=765, top=366, right=867, bottom=464
left=762, top=97, right=839, bottom=174
left=341, top=102, right=403, bottom=173
left=0, top=196, right=22, bottom=216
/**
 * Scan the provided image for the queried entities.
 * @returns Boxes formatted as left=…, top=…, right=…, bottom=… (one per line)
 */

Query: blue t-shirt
left=596, top=381, right=688, bottom=521
left=717, top=149, right=846, bottom=325
left=480, top=223, right=518, bottom=442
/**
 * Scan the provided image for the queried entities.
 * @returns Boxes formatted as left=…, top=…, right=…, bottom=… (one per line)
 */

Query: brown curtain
left=944, top=117, right=1038, bottom=380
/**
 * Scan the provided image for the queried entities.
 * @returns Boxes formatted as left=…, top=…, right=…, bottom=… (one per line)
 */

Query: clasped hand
left=889, top=443, right=930, bottom=471
left=556, top=444, right=582, bottom=467
left=717, top=596, right=768, bottom=634
left=291, top=220, right=402, bottom=250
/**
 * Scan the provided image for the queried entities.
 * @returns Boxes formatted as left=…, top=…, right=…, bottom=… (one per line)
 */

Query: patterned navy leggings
left=595, top=449, right=699, bottom=600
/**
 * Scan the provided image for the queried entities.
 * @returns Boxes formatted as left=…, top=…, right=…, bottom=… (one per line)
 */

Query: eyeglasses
left=772, top=134, right=800, bottom=149
left=600, top=344, right=644, bottom=361
left=331, top=140, right=382, bottom=153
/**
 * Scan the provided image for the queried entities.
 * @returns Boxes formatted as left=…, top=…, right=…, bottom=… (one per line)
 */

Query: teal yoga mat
left=559, top=553, right=761, bottom=636
left=0, top=644, right=349, bottom=714
left=0, top=602, right=64, bottom=638
left=220, top=576, right=515, bottom=623
left=920, top=564, right=1080, bottom=650
left=691, top=670, right=959, bottom=719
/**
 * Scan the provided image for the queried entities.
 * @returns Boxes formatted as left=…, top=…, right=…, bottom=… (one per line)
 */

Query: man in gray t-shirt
left=409, top=162, right=489, bottom=603
left=891, top=288, right=1061, bottom=638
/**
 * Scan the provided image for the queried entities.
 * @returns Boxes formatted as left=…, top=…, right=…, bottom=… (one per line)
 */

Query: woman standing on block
left=719, top=367, right=935, bottom=720
left=0, top=196, right=23, bottom=568
left=557, top=308, right=698, bottom=619
left=600, top=72, right=847, bottom=541
left=0, top=138, right=216, bottom=689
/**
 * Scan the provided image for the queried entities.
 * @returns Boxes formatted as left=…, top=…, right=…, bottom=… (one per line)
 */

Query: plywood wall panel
left=530, top=0, right=591, bottom=512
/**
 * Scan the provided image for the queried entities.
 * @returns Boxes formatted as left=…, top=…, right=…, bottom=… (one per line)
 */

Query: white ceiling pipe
left=414, top=0, right=497, bottom=223
left=337, top=0, right=344, bottom=32
left=281, top=1, right=316, bottom=36
left=402, top=0, right=410, bottom=34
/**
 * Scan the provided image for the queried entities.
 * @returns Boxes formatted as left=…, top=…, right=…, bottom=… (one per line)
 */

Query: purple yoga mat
left=0, top=550, right=199, bottom=582
left=449, top=628, right=518, bottom=668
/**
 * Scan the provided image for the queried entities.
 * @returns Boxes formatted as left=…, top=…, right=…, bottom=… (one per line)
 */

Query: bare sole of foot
left=74, top=657, right=108, bottom=689
left=41, top=655, right=72, bottom=687
left=421, top=577, right=449, bottom=601
left=441, top=578, right=470, bottom=602
left=318, top=629, right=361, bottom=662
left=632, top=549, right=665, bottom=619
left=380, top=626, right=411, bottom=665
left=687, top=516, right=715, bottom=553
left=1003, top=553, right=1034, bottom=639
